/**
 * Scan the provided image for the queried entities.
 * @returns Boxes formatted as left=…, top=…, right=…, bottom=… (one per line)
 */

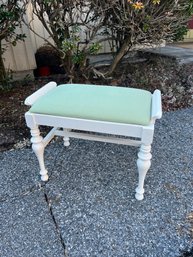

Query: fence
left=184, top=30, right=193, bottom=42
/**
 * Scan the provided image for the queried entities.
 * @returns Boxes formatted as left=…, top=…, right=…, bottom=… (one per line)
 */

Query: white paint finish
left=24, top=81, right=57, bottom=106
left=141, top=125, right=155, bottom=145
left=30, top=127, right=48, bottom=181
left=151, top=90, right=162, bottom=122
left=63, top=137, right=70, bottom=147
left=25, top=84, right=162, bottom=200
left=43, top=127, right=58, bottom=147
left=25, top=112, right=37, bottom=128
left=63, top=129, right=70, bottom=147
left=135, top=144, right=152, bottom=200
left=26, top=113, right=144, bottom=138
left=54, top=130, right=141, bottom=147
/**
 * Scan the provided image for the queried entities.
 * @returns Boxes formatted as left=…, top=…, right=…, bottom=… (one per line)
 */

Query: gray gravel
left=0, top=144, right=61, bottom=200
left=0, top=107, right=193, bottom=257
left=0, top=190, right=65, bottom=257
left=46, top=107, right=193, bottom=257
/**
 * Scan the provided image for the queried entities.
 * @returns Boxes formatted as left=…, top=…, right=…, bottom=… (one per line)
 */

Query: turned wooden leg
left=135, top=144, right=152, bottom=200
left=30, top=127, right=49, bottom=181
left=63, top=128, right=70, bottom=147
left=63, top=136, right=70, bottom=147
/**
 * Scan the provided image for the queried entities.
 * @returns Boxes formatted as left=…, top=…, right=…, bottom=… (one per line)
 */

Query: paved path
left=89, top=45, right=193, bottom=67
left=172, top=42, right=193, bottom=50
left=141, top=45, right=193, bottom=65
left=0, top=107, right=193, bottom=257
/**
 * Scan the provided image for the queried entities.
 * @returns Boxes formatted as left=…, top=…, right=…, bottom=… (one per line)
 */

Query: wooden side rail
left=151, top=89, right=162, bottom=122
left=24, top=81, right=57, bottom=106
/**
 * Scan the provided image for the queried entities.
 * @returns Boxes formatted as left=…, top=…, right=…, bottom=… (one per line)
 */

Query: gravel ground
left=0, top=190, right=65, bottom=257
left=0, top=107, right=193, bottom=257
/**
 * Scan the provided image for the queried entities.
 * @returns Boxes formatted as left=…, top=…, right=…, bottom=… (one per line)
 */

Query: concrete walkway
left=171, top=42, right=193, bottom=50
left=89, top=44, right=193, bottom=67
left=0, top=107, right=193, bottom=257
left=141, top=45, right=193, bottom=65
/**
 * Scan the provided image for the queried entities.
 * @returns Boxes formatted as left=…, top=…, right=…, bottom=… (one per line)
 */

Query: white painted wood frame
left=25, top=82, right=162, bottom=200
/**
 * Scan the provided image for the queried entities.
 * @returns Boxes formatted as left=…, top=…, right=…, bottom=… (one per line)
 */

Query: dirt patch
left=0, top=55, right=193, bottom=152
left=0, top=81, right=37, bottom=151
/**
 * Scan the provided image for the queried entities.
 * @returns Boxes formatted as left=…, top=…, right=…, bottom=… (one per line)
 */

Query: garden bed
left=0, top=55, right=193, bottom=152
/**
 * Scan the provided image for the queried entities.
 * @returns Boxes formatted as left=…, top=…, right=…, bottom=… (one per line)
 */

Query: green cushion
left=29, top=84, right=152, bottom=125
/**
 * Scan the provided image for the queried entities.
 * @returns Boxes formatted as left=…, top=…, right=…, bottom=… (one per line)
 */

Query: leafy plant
left=93, top=0, right=193, bottom=76
left=173, top=0, right=193, bottom=41
left=0, top=0, right=26, bottom=88
left=0, top=67, right=13, bottom=90
left=27, top=0, right=193, bottom=80
left=26, top=0, right=107, bottom=81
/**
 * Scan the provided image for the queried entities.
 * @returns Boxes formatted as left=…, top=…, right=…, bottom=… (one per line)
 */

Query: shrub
left=0, top=0, right=26, bottom=87
left=28, top=0, right=193, bottom=80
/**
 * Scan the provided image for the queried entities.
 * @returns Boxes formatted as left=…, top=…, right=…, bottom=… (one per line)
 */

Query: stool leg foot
left=135, top=144, right=152, bottom=200
left=31, top=127, right=49, bottom=181
left=63, top=137, right=70, bottom=147
left=63, top=129, right=70, bottom=147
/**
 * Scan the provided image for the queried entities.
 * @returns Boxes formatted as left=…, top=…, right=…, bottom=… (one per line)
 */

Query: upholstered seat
left=25, top=82, right=162, bottom=200
left=29, top=84, right=152, bottom=126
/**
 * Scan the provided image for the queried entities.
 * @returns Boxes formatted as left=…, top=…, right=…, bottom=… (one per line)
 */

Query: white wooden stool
left=25, top=82, right=162, bottom=200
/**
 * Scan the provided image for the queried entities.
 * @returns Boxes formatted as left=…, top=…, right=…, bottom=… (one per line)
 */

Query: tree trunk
left=105, top=38, right=131, bottom=77
left=60, top=50, right=74, bottom=81
left=0, top=41, right=6, bottom=85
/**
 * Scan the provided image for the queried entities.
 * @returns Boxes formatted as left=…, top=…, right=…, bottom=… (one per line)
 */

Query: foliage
left=0, top=67, right=13, bottom=90
left=172, top=0, right=193, bottom=41
left=173, top=26, right=189, bottom=42
left=0, top=0, right=26, bottom=87
left=28, top=0, right=193, bottom=80
left=0, top=1, right=25, bottom=43
left=91, top=0, right=193, bottom=75
left=27, top=0, right=107, bottom=80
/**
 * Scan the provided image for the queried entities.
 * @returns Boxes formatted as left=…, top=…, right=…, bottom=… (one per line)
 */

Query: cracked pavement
left=0, top=107, right=193, bottom=257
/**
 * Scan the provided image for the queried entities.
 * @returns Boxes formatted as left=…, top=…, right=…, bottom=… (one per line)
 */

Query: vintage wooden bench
left=25, top=82, right=162, bottom=200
